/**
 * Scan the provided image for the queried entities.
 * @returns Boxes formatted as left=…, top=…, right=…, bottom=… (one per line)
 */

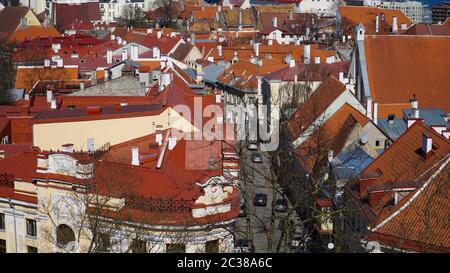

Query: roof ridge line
left=371, top=154, right=450, bottom=232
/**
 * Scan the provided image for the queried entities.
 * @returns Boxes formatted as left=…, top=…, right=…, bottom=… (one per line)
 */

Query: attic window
left=80, top=60, right=85, bottom=63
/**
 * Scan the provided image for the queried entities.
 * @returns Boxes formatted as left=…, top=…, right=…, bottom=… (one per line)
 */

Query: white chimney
left=121, top=49, right=127, bottom=61
left=422, top=133, right=432, bottom=155
left=147, top=28, right=152, bottom=34
left=157, top=31, right=162, bottom=39
left=61, top=144, right=74, bottom=153
left=272, top=17, right=277, bottom=28
left=328, top=150, right=334, bottom=163
left=326, top=56, right=335, bottom=64
left=414, top=108, right=420, bottom=119
left=107, top=50, right=113, bottom=64
left=375, top=15, right=379, bottom=33
left=46, top=90, right=53, bottom=102
left=303, top=44, right=310, bottom=64
left=342, top=35, right=346, bottom=43
left=366, top=96, right=372, bottom=119
left=411, top=96, right=418, bottom=109
left=44, top=59, right=51, bottom=67
left=392, top=16, right=398, bottom=33
left=152, top=46, right=160, bottom=59
left=314, top=56, right=320, bottom=64
left=215, top=94, right=221, bottom=104
left=155, top=132, right=163, bottom=145
left=131, top=146, right=140, bottom=166
left=373, top=101, right=378, bottom=125
left=339, top=72, right=344, bottom=83
left=131, top=44, right=139, bottom=61
left=80, top=82, right=85, bottom=90
left=168, top=136, right=177, bottom=150
left=56, top=58, right=63, bottom=67
left=289, top=59, right=295, bottom=68
left=217, top=44, right=223, bottom=57
left=253, top=42, right=260, bottom=57
left=51, top=99, right=57, bottom=109
left=117, top=37, right=122, bottom=45
left=110, top=34, right=116, bottom=40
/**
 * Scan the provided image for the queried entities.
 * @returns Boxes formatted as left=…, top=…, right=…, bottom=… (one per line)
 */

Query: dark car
left=239, top=203, right=247, bottom=217
left=274, top=198, right=288, bottom=212
left=235, top=237, right=250, bottom=253
left=254, top=193, right=267, bottom=207
left=251, top=152, right=263, bottom=163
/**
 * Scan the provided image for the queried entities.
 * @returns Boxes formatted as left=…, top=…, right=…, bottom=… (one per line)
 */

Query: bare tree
left=120, top=5, right=146, bottom=28
left=0, top=39, right=16, bottom=105
left=152, top=0, right=178, bottom=28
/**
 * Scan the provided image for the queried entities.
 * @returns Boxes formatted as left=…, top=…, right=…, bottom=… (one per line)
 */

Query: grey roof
left=70, top=75, right=145, bottom=96
left=331, top=143, right=374, bottom=181
left=377, top=118, right=408, bottom=141
left=378, top=108, right=449, bottom=140
left=403, top=108, right=448, bottom=127
left=183, top=63, right=225, bottom=84
left=203, top=64, right=225, bottom=84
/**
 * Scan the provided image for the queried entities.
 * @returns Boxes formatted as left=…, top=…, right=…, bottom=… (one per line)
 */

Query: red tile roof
left=53, top=2, right=100, bottom=30
left=367, top=155, right=450, bottom=252
left=287, top=75, right=347, bottom=139
left=339, top=6, right=412, bottom=35
left=364, top=35, right=450, bottom=112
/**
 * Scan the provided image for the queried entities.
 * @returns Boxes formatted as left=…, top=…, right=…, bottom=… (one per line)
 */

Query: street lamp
left=7, top=198, right=18, bottom=253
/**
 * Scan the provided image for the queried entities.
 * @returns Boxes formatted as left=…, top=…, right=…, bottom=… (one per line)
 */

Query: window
left=0, top=213, right=4, bottom=230
left=375, top=140, right=381, bottom=147
left=26, top=219, right=37, bottom=237
left=166, top=243, right=186, bottom=253
left=131, top=239, right=146, bottom=253
left=27, top=246, right=38, bottom=253
left=205, top=240, right=220, bottom=253
left=0, top=239, right=5, bottom=253
left=56, top=224, right=75, bottom=246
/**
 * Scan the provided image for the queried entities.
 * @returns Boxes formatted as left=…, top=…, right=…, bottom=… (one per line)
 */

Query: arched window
left=56, top=224, right=75, bottom=246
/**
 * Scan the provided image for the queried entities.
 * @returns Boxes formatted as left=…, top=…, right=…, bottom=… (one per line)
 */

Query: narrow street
left=234, top=144, right=299, bottom=253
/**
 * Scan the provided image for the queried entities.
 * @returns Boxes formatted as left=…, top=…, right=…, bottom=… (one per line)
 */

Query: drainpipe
left=8, top=198, right=18, bottom=253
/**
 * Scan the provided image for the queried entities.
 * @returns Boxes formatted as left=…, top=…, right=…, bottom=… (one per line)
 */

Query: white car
left=247, top=142, right=258, bottom=150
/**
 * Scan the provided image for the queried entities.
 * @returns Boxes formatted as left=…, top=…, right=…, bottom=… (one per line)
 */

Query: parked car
left=251, top=152, right=263, bottom=163
left=274, top=198, right=288, bottom=212
left=290, top=233, right=303, bottom=249
left=239, top=203, right=247, bottom=217
left=235, top=237, right=250, bottom=253
left=247, top=141, right=258, bottom=150
left=254, top=193, right=267, bottom=207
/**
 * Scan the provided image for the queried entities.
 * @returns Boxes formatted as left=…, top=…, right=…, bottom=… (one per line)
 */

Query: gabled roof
left=368, top=155, right=450, bottom=252
left=295, top=103, right=370, bottom=175
left=339, top=6, right=412, bottom=35
left=287, top=75, right=347, bottom=139
left=363, top=35, right=450, bottom=112
left=8, top=26, right=60, bottom=43
left=0, top=6, right=30, bottom=37
left=402, top=23, right=450, bottom=36
left=265, top=62, right=349, bottom=82
left=53, top=2, right=100, bottom=30
left=169, top=43, right=195, bottom=61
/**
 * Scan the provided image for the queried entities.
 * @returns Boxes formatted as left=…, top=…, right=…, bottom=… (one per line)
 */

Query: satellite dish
left=360, top=132, right=369, bottom=145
